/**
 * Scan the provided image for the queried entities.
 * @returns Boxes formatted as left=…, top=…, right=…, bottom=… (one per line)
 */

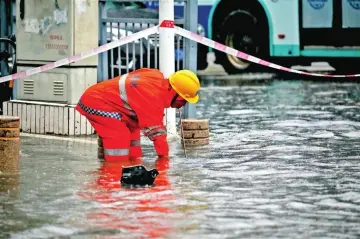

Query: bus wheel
left=215, top=11, right=267, bottom=74
left=224, top=33, right=254, bottom=70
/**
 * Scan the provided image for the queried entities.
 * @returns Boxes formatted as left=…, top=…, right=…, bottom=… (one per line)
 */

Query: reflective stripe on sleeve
left=147, top=129, right=167, bottom=140
left=143, top=125, right=162, bottom=135
left=104, top=148, right=129, bottom=156
left=118, top=74, right=137, bottom=117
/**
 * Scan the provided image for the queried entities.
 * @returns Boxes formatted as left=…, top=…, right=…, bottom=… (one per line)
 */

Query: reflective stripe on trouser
left=99, top=123, right=131, bottom=161
left=78, top=100, right=122, bottom=120
left=130, top=129, right=142, bottom=158
left=76, top=105, right=132, bottom=161
left=104, top=148, right=129, bottom=157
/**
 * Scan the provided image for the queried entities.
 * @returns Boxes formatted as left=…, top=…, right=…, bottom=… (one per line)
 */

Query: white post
left=159, top=0, right=176, bottom=137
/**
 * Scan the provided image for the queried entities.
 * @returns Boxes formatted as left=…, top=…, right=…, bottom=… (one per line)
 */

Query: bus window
left=342, top=0, right=360, bottom=28
left=302, top=0, right=333, bottom=28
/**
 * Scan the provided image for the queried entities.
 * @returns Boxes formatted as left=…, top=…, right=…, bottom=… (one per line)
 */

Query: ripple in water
left=2, top=80, right=360, bottom=239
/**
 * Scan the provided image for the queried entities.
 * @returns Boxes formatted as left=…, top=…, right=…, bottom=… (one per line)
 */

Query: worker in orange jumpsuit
left=76, top=68, right=201, bottom=161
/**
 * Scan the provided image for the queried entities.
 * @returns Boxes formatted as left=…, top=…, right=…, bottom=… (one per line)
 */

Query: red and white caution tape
left=0, top=26, right=158, bottom=84
left=175, top=26, right=360, bottom=78
left=2, top=22, right=359, bottom=84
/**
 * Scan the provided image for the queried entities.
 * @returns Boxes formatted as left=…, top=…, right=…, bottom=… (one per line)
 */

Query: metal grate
left=105, top=22, right=186, bottom=78
left=23, top=79, right=34, bottom=95
left=98, top=0, right=192, bottom=80
left=53, top=81, right=64, bottom=96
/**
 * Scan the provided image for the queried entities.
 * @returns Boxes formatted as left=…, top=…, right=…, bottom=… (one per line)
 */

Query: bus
left=150, top=0, right=360, bottom=75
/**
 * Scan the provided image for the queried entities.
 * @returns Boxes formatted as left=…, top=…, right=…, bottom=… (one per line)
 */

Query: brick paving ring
left=180, top=119, right=210, bottom=146
left=0, top=115, right=20, bottom=174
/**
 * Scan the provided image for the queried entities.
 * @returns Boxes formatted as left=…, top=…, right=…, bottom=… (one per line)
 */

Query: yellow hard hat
left=169, top=70, right=200, bottom=104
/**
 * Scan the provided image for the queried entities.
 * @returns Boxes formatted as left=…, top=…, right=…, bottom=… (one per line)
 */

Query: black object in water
left=121, top=165, right=159, bottom=187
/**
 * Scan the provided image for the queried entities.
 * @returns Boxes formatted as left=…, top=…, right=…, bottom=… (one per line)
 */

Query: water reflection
left=79, top=157, right=175, bottom=238
left=190, top=79, right=360, bottom=238
left=0, top=174, right=20, bottom=196
left=1, top=79, right=360, bottom=238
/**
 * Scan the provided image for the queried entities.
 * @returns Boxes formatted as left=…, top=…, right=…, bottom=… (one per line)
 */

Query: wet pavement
left=1, top=78, right=360, bottom=238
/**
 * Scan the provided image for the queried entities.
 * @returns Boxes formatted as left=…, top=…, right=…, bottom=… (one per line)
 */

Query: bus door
left=299, top=0, right=360, bottom=49
left=340, top=0, right=360, bottom=46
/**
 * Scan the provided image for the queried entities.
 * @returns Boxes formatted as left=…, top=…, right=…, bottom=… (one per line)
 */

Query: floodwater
left=1, top=79, right=360, bottom=239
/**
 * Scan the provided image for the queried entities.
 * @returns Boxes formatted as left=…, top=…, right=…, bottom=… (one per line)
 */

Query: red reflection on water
left=79, top=157, right=175, bottom=238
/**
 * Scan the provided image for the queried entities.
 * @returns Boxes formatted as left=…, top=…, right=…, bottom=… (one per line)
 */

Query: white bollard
left=159, top=0, right=176, bottom=137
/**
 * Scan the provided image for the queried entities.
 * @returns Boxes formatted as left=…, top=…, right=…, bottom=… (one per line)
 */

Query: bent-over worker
left=76, top=68, right=201, bottom=161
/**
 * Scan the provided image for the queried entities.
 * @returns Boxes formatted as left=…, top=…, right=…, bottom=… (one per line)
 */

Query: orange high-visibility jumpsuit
left=76, top=68, right=174, bottom=161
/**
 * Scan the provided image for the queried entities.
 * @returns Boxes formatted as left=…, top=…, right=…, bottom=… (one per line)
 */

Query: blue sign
left=348, top=0, right=360, bottom=9
left=144, top=2, right=159, bottom=8
left=175, top=49, right=184, bottom=61
left=307, top=0, right=328, bottom=9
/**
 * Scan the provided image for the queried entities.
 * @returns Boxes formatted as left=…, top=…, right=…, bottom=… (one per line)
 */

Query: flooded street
left=1, top=79, right=360, bottom=238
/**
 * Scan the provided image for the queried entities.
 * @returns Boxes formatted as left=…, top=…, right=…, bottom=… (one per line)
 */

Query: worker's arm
left=143, top=125, right=169, bottom=157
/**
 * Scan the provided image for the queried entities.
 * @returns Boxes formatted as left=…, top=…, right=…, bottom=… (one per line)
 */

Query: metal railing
left=102, top=20, right=186, bottom=79
left=0, top=0, right=16, bottom=114
left=0, top=0, right=16, bottom=38
left=0, top=0, right=16, bottom=77
left=98, top=0, right=195, bottom=81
